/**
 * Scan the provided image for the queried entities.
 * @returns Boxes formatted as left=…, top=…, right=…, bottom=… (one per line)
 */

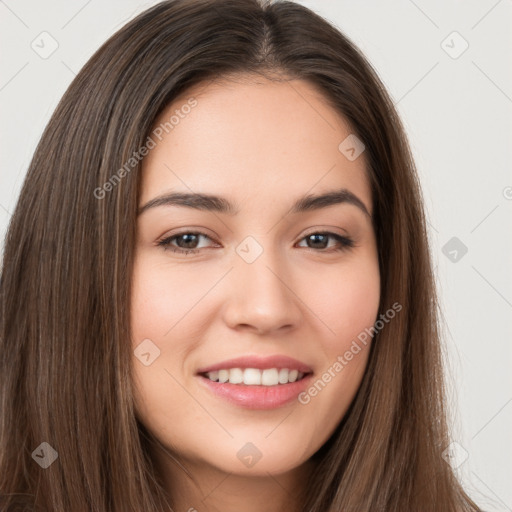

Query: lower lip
left=197, top=373, right=313, bottom=410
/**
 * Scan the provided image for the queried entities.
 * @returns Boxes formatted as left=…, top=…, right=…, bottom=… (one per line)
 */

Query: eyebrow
left=137, top=187, right=371, bottom=218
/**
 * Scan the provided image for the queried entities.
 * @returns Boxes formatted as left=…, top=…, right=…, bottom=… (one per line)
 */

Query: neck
left=150, top=443, right=315, bottom=512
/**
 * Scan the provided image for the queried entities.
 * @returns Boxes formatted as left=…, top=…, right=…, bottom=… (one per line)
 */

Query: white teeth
left=204, top=367, right=307, bottom=386
left=288, top=369, right=298, bottom=383
left=278, top=368, right=289, bottom=384
left=228, top=368, right=243, bottom=384
left=261, top=368, right=279, bottom=386
left=243, top=368, right=261, bottom=385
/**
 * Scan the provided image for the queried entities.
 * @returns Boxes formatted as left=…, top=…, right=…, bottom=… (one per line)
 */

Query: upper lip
left=196, top=355, right=313, bottom=374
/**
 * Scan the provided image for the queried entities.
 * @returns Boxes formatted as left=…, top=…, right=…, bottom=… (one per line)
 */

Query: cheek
left=130, top=258, right=203, bottom=447
left=293, top=268, right=379, bottom=457
left=291, top=253, right=380, bottom=433
left=130, top=255, right=215, bottom=343
left=306, top=255, right=381, bottom=353
left=130, top=256, right=225, bottom=428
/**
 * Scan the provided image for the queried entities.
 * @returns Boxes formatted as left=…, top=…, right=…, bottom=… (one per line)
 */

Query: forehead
left=140, top=75, right=372, bottom=217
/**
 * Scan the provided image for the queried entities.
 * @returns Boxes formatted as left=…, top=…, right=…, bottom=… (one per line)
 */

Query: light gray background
left=1, top=1, right=511, bottom=509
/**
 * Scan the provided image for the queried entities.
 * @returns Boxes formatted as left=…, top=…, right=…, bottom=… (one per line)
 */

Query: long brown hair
left=0, top=0, right=481, bottom=510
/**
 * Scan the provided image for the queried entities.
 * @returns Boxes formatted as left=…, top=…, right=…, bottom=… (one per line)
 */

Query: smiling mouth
left=199, top=367, right=311, bottom=386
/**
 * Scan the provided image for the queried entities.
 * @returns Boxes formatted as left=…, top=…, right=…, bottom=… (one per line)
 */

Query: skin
left=131, top=75, right=380, bottom=512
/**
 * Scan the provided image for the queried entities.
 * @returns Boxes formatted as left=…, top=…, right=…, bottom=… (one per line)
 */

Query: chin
left=192, top=436, right=313, bottom=477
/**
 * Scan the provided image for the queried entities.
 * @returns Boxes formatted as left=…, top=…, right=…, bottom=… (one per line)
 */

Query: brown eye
left=297, top=232, right=354, bottom=252
left=157, top=230, right=354, bottom=256
left=157, top=232, right=214, bottom=255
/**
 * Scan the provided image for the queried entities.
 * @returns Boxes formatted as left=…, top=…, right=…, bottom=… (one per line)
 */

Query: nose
left=222, top=246, right=303, bottom=335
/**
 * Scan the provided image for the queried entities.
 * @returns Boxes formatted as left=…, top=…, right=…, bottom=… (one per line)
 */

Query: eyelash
left=156, top=231, right=355, bottom=255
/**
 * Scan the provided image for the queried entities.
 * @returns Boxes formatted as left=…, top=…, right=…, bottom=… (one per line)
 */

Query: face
left=131, top=75, right=380, bottom=478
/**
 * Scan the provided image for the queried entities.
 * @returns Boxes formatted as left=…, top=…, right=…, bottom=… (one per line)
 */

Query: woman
left=0, top=0, right=482, bottom=510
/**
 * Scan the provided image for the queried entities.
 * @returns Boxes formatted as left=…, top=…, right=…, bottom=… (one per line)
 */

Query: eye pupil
left=308, top=234, right=328, bottom=249
left=178, top=233, right=199, bottom=248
